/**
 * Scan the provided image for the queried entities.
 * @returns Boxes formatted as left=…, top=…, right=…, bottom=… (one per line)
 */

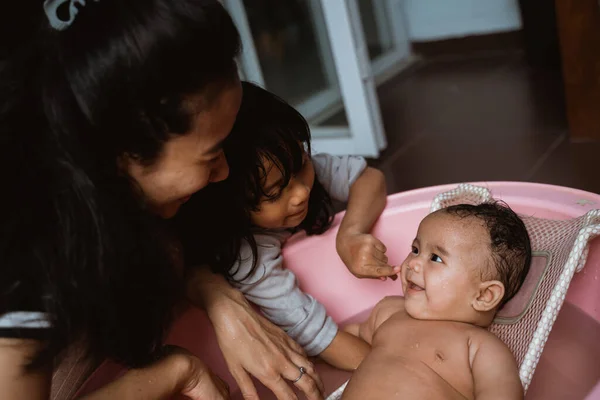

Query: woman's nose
left=209, top=154, right=229, bottom=183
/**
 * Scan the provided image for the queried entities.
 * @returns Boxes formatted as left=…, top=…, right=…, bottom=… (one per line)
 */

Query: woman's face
left=126, top=80, right=243, bottom=218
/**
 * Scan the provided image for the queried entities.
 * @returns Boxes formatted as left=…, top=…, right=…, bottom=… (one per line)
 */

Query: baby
left=343, top=202, right=531, bottom=400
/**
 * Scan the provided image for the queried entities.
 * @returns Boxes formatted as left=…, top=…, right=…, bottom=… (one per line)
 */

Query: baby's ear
left=472, top=280, right=505, bottom=312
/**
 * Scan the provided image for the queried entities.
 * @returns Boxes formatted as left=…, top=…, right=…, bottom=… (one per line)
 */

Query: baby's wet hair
left=443, top=202, right=532, bottom=308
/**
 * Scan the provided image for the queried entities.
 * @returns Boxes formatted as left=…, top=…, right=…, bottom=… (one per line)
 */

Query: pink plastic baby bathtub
left=77, top=182, right=600, bottom=399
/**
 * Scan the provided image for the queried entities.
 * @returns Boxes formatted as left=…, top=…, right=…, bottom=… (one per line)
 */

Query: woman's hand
left=336, top=231, right=400, bottom=281
left=187, top=267, right=324, bottom=399
left=207, top=289, right=325, bottom=400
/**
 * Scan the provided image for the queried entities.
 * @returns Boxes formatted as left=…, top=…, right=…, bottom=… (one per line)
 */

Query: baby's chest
left=374, top=318, right=476, bottom=398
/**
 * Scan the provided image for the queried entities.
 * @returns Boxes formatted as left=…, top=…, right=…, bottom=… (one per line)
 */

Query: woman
left=0, top=1, right=322, bottom=398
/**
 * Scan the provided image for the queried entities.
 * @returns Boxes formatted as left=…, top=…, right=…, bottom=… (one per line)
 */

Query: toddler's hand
left=336, top=232, right=401, bottom=280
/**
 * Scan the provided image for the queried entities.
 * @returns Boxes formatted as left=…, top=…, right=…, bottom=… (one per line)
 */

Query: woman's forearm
left=185, top=266, right=243, bottom=312
left=0, top=338, right=51, bottom=400
left=80, top=354, right=192, bottom=399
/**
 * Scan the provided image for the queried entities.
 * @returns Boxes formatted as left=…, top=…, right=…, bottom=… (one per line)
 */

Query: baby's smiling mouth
left=407, top=280, right=425, bottom=291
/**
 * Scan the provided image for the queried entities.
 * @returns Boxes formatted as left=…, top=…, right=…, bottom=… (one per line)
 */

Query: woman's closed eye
left=205, top=151, right=223, bottom=164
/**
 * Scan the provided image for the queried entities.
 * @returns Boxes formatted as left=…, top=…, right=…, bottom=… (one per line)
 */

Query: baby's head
left=223, top=82, right=333, bottom=232
left=401, top=202, right=531, bottom=327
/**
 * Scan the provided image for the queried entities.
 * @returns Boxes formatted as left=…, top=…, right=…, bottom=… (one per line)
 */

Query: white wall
left=404, top=0, right=522, bottom=41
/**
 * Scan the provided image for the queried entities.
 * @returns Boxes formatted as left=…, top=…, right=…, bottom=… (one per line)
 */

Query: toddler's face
left=401, top=210, right=492, bottom=321
left=250, top=152, right=315, bottom=229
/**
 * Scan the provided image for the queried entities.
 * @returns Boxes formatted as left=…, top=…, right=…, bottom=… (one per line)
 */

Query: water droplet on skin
left=415, top=342, right=420, bottom=349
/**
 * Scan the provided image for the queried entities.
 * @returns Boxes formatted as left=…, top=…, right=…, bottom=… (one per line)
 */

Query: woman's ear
left=472, top=280, right=505, bottom=312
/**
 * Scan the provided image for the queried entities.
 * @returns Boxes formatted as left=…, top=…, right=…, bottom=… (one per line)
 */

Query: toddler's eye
left=264, top=190, right=283, bottom=203
left=411, top=246, right=418, bottom=255
left=431, top=254, right=443, bottom=263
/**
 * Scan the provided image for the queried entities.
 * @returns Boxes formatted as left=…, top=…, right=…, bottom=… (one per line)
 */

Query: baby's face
left=400, top=210, right=492, bottom=321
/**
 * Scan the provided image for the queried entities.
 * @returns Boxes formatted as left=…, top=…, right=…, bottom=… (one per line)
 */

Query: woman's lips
left=179, top=195, right=192, bottom=204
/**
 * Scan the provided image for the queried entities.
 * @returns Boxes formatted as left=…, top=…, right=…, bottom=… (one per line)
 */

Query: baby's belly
left=341, top=349, right=471, bottom=400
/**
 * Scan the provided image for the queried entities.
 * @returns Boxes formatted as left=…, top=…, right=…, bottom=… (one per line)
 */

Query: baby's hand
left=336, top=232, right=401, bottom=281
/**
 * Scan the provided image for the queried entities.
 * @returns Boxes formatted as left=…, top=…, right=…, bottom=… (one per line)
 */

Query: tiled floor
left=370, top=48, right=600, bottom=195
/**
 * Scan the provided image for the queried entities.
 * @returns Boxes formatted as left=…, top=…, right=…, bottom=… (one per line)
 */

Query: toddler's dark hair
left=176, top=82, right=334, bottom=280
left=444, top=202, right=532, bottom=308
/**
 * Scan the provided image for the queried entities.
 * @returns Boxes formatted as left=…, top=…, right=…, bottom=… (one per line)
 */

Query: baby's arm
left=472, top=334, right=523, bottom=400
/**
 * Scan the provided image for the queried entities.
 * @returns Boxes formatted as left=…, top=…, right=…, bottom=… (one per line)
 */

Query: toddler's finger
left=370, top=249, right=389, bottom=264
left=388, top=265, right=402, bottom=281
left=372, top=239, right=387, bottom=253
left=365, top=263, right=398, bottom=279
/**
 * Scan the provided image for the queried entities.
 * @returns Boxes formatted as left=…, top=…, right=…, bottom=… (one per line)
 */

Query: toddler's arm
left=344, top=296, right=406, bottom=345
left=318, top=331, right=370, bottom=371
left=472, top=335, right=523, bottom=400
left=311, top=153, right=397, bottom=280
left=230, top=240, right=336, bottom=357
left=336, top=167, right=400, bottom=280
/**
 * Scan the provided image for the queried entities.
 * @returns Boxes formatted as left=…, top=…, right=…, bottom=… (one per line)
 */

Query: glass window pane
left=242, top=0, right=348, bottom=128
left=358, top=0, right=394, bottom=60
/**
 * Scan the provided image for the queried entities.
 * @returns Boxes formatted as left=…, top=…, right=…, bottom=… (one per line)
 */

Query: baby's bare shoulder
left=463, top=326, right=512, bottom=360
left=469, top=327, right=518, bottom=371
left=368, top=296, right=408, bottom=331
left=471, top=326, right=510, bottom=349
left=469, top=328, right=523, bottom=399
left=375, top=296, right=407, bottom=320
left=377, top=295, right=406, bottom=310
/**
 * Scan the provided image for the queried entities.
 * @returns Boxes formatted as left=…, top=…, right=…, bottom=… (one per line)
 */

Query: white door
left=358, top=0, right=412, bottom=82
left=223, top=0, right=412, bottom=158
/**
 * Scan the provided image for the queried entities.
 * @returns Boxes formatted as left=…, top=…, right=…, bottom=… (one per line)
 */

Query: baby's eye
left=431, top=254, right=443, bottom=263
left=411, top=246, right=419, bottom=255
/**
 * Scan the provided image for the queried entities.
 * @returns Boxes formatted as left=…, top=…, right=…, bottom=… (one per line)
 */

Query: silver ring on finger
left=292, top=366, right=306, bottom=383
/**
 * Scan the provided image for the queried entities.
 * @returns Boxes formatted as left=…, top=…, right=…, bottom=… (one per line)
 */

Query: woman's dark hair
left=444, top=202, right=532, bottom=308
left=176, top=82, right=333, bottom=280
left=0, top=0, right=240, bottom=368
